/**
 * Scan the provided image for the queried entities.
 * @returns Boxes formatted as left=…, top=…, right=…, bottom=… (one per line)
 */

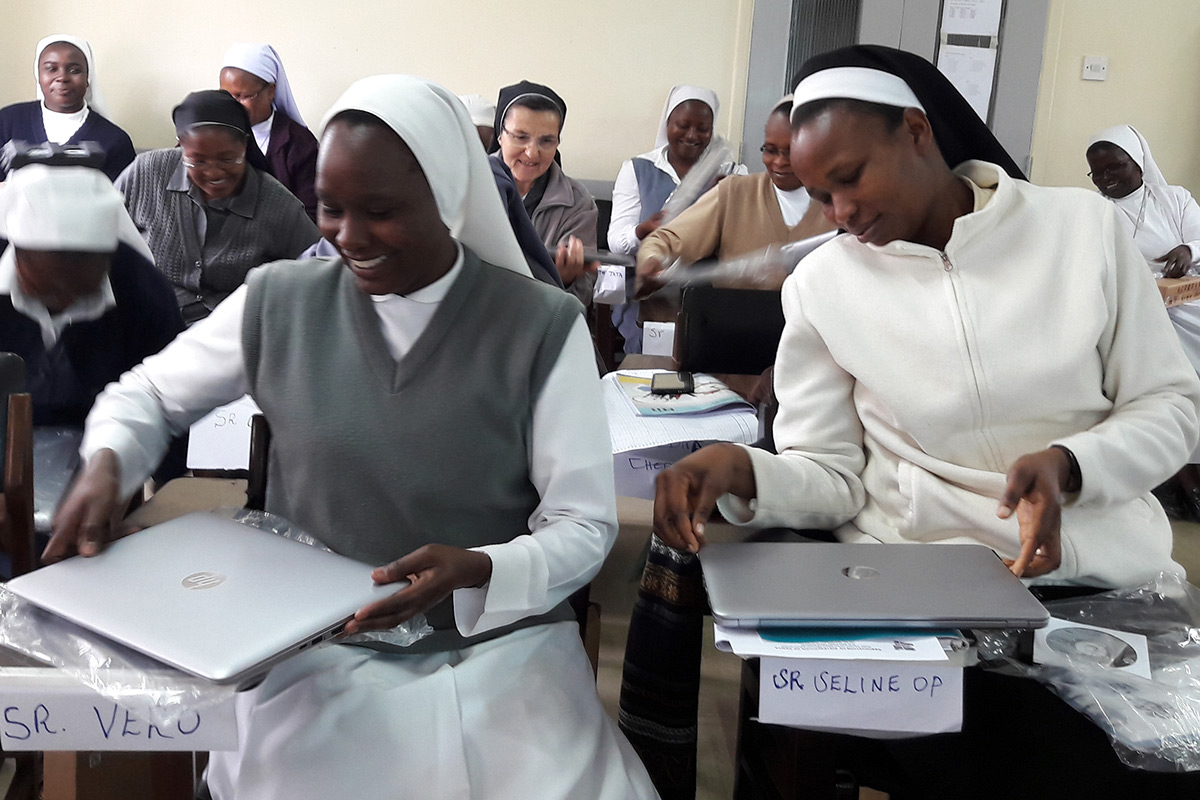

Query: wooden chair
left=0, top=352, right=40, bottom=800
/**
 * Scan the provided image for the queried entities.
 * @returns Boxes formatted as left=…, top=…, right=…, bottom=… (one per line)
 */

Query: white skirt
left=1169, top=301, right=1200, bottom=463
left=206, top=621, right=659, bottom=799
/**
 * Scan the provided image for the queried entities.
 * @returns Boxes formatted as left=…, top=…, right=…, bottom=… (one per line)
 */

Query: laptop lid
left=6, top=512, right=397, bottom=685
left=698, top=542, right=1048, bottom=630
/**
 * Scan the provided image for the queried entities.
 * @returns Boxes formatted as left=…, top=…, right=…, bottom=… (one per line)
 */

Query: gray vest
left=242, top=251, right=582, bottom=653
left=631, top=157, right=677, bottom=223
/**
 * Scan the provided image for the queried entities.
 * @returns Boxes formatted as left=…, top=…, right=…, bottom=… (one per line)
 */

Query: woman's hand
left=634, top=255, right=666, bottom=298
left=343, top=544, right=493, bottom=634
left=653, top=443, right=756, bottom=553
left=996, top=448, right=1070, bottom=578
left=554, top=236, right=597, bottom=287
left=635, top=211, right=666, bottom=241
left=43, top=449, right=129, bottom=563
left=1156, top=245, right=1193, bottom=278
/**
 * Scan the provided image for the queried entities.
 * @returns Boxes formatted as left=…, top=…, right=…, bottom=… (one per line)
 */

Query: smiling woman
left=489, top=80, right=598, bottom=303
left=0, top=33, right=135, bottom=181
left=113, top=89, right=319, bottom=324
left=45, top=74, right=658, bottom=800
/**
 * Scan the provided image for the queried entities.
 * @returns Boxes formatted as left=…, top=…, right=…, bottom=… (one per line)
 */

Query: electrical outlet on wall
left=1082, top=56, right=1109, bottom=81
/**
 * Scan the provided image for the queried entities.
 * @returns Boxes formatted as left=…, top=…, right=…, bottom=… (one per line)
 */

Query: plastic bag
left=0, top=510, right=434, bottom=727
left=655, top=230, right=841, bottom=288
left=229, top=508, right=434, bottom=649
left=974, top=572, right=1200, bottom=772
left=0, top=586, right=236, bottom=728
left=593, top=263, right=626, bottom=305
left=32, top=426, right=83, bottom=533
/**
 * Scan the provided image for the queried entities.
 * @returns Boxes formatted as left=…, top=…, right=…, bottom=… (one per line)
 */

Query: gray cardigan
left=115, top=149, right=320, bottom=322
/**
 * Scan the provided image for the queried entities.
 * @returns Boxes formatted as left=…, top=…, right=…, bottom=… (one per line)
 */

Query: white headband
left=791, top=67, right=924, bottom=124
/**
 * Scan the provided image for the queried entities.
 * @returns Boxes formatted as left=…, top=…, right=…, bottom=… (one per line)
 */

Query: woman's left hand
left=343, top=544, right=493, bottom=634
left=1155, top=245, right=1193, bottom=278
left=554, top=236, right=598, bottom=287
left=996, top=448, right=1069, bottom=578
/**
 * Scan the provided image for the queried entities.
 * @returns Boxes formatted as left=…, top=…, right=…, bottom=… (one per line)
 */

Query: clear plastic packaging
left=32, top=426, right=83, bottom=533
left=660, top=142, right=737, bottom=224
left=0, top=509, right=434, bottom=726
left=974, top=572, right=1200, bottom=772
left=655, top=230, right=841, bottom=288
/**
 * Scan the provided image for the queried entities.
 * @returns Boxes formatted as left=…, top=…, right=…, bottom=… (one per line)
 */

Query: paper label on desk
left=615, top=441, right=705, bottom=500
left=758, top=656, right=962, bottom=736
left=642, top=321, right=675, bottom=357
left=0, top=668, right=237, bottom=751
left=715, top=624, right=947, bottom=661
left=187, top=394, right=261, bottom=470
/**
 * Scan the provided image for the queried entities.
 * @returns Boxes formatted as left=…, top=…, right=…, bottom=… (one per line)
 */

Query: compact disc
left=1045, top=627, right=1138, bottom=668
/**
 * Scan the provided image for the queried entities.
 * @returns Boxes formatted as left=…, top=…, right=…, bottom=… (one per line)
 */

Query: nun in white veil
left=44, top=75, right=659, bottom=800
left=0, top=34, right=136, bottom=181
left=220, top=42, right=320, bottom=219
left=1087, top=125, right=1200, bottom=472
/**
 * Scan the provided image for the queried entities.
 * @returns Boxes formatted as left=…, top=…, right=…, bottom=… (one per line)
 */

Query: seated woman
left=220, top=43, right=319, bottom=220
left=0, top=34, right=135, bottom=182
left=623, top=45, right=1200, bottom=800
left=115, top=90, right=319, bottom=324
left=491, top=80, right=598, bottom=305
left=608, top=84, right=744, bottom=354
left=635, top=97, right=834, bottom=289
left=0, top=164, right=182, bottom=427
left=1086, top=125, right=1200, bottom=518
left=45, top=74, right=659, bottom=800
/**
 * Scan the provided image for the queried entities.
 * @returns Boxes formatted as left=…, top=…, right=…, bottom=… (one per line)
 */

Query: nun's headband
left=791, top=67, right=925, bottom=124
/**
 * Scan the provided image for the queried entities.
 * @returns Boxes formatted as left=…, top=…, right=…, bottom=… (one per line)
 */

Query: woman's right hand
left=635, top=211, right=666, bottom=241
left=43, top=448, right=128, bottom=563
left=1156, top=245, right=1193, bottom=278
left=653, top=443, right=756, bottom=553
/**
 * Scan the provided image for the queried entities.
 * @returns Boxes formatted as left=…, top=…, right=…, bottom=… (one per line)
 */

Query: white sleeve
left=607, top=159, right=643, bottom=255
left=714, top=272, right=867, bottom=530
left=81, top=286, right=252, bottom=499
left=453, top=316, right=617, bottom=635
left=1174, top=187, right=1200, bottom=266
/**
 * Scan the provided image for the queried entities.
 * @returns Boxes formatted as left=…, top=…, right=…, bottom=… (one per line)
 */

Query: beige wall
left=0, top=1, right=755, bottom=184
left=1030, top=0, right=1200, bottom=191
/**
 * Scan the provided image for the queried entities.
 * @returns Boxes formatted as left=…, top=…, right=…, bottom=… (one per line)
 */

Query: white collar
left=40, top=102, right=89, bottom=145
left=252, top=111, right=274, bottom=156
left=0, top=243, right=116, bottom=349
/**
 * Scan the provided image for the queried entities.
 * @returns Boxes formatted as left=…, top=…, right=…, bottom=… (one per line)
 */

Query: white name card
left=758, top=656, right=962, bottom=737
left=0, top=668, right=238, bottom=751
left=187, top=395, right=262, bottom=471
left=642, top=321, right=676, bottom=357
left=614, top=441, right=704, bottom=500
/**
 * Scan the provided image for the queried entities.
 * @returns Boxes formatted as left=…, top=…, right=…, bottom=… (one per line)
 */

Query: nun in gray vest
left=45, top=75, right=659, bottom=800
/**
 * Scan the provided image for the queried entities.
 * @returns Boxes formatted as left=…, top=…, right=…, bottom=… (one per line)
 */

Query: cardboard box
left=1157, top=277, right=1200, bottom=308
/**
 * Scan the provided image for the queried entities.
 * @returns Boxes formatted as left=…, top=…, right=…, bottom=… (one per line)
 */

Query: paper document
left=715, top=624, right=949, bottom=662
left=187, top=395, right=262, bottom=470
left=613, top=371, right=753, bottom=417
left=603, top=371, right=758, bottom=454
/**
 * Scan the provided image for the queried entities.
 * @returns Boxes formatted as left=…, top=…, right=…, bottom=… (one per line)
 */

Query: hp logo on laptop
left=182, top=571, right=227, bottom=590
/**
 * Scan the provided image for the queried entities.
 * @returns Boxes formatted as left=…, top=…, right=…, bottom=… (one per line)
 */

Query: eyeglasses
left=502, top=126, right=559, bottom=152
left=1087, top=163, right=1133, bottom=181
left=181, top=155, right=245, bottom=170
left=228, top=89, right=262, bottom=104
left=760, top=144, right=789, bottom=159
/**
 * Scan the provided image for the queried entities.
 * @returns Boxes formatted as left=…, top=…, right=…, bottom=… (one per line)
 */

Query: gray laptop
left=6, top=512, right=397, bottom=685
left=698, top=542, right=1049, bottom=630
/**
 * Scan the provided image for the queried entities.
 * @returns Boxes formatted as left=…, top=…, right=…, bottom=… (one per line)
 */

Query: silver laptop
left=6, top=512, right=398, bottom=685
left=698, top=542, right=1049, bottom=630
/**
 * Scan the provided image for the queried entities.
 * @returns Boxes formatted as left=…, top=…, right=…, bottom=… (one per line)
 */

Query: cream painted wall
left=0, top=1, right=755, bottom=184
left=1030, top=0, right=1200, bottom=192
